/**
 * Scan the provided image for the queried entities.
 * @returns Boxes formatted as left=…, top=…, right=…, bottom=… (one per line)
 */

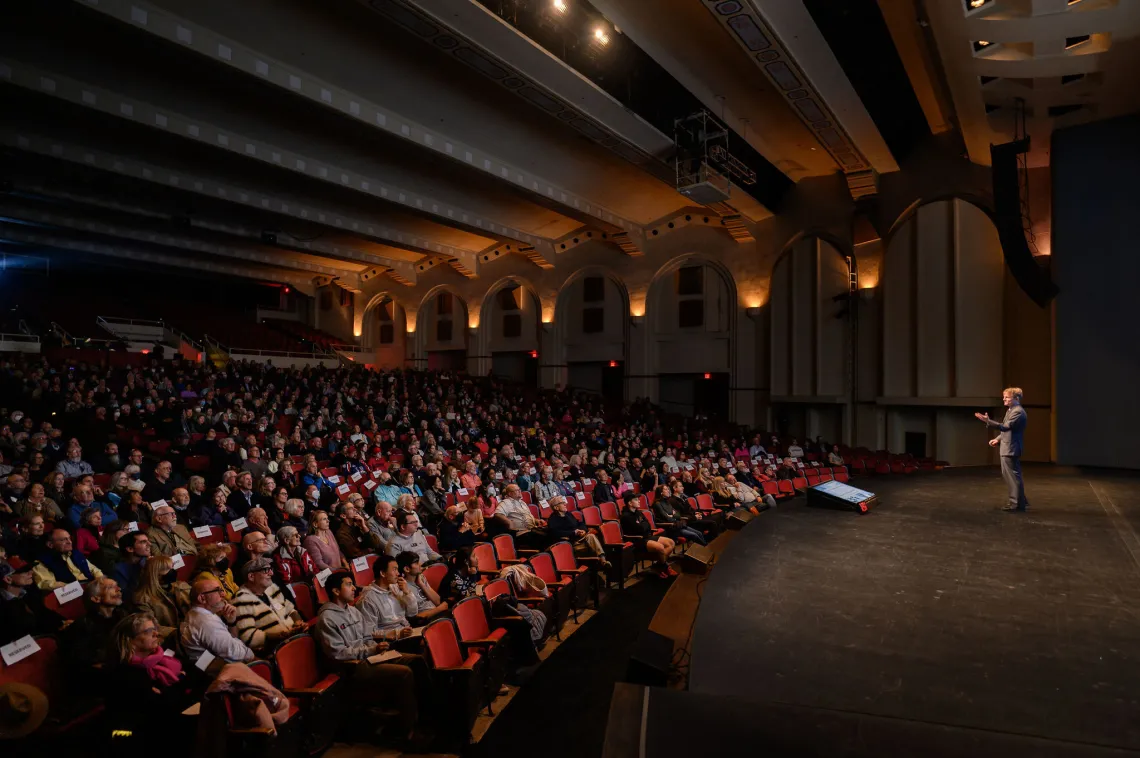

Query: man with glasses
left=148, top=503, right=198, bottom=557
left=384, top=511, right=441, bottom=565
left=181, top=576, right=254, bottom=671
left=232, top=557, right=301, bottom=653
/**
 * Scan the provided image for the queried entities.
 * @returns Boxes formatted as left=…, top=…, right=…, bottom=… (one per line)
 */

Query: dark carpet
left=466, top=575, right=673, bottom=758
left=690, top=465, right=1140, bottom=753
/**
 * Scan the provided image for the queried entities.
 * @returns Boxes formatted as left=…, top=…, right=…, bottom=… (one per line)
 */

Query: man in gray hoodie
left=313, top=571, right=421, bottom=743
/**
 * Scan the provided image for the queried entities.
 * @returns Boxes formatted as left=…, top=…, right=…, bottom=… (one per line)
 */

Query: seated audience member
left=463, top=497, right=485, bottom=537
left=666, top=481, right=719, bottom=539
left=192, top=487, right=231, bottom=527
left=9, top=514, right=47, bottom=562
left=828, top=445, right=845, bottom=466
left=386, top=510, right=442, bottom=565
left=181, top=576, right=254, bottom=670
left=238, top=530, right=275, bottom=578
left=437, top=505, right=476, bottom=552
left=116, top=490, right=150, bottom=525
left=776, top=458, right=799, bottom=480
left=273, top=525, right=318, bottom=585
left=2, top=472, right=28, bottom=512
left=546, top=495, right=610, bottom=567
left=787, top=439, right=805, bottom=458
left=148, top=503, right=199, bottom=557
left=111, top=530, right=152, bottom=593
left=357, top=554, right=418, bottom=641
left=619, top=492, right=676, bottom=579
left=303, top=509, right=347, bottom=572
left=133, top=553, right=186, bottom=638
left=493, top=483, right=549, bottom=550
left=336, top=501, right=382, bottom=560
left=313, top=571, right=425, bottom=747
left=650, top=485, right=708, bottom=546
left=194, top=543, right=240, bottom=600
left=277, top=497, right=309, bottom=537
left=369, top=500, right=398, bottom=553
left=106, top=612, right=196, bottom=737
left=168, top=486, right=193, bottom=524
left=0, top=558, right=42, bottom=644
left=66, top=484, right=117, bottom=530
left=226, top=471, right=257, bottom=518
left=418, top=474, right=447, bottom=531
left=443, top=546, right=481, bottom=603
left=532, top=468, right=560, bottom=504
left=396, top=551, right=449, bottom=624
left=143, top=460, right=177, bottom=503
left=15, top=482, right=64, bottom=521
left=233, top=557, right=302, bottom=653
left=592, top=470, right=618, bottom=504
left=33, top=527, right=104, bottom=590
left=56, top=445, right=94, bottom=478
left=708, top=476, right=745, bottom=514
left=62, top=576, right=126, bottom=673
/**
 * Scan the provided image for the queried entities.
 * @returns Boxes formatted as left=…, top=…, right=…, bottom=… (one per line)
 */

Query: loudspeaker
left=625, top=629, right=673, bottom=688
left=726, top=509, right=755, bottom=530
left=990, top=140, right=1058, bottom=307
left=678, top=544, right=715, bottom=574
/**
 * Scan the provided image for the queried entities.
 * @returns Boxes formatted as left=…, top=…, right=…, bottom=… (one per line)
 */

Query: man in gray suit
left=975, top=387, right=1029, bottom=512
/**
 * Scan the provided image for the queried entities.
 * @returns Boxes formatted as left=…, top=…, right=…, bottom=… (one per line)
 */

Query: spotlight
left=965, top=0, right=992, bottom=9
left=593, top=26, right=610, bottom=45
left=552, top=0, right=567, bottom=13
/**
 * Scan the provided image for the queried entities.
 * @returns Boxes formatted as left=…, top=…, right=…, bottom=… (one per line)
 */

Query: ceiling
left=0, top=0, right=1133, bottom=290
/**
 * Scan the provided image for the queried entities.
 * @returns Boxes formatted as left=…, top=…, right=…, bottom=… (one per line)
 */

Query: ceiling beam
left=66, top=0, right=645, bottom=237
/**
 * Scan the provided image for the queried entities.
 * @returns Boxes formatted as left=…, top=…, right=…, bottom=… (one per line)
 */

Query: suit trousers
left=1000, top=455, right=1028, bottom=508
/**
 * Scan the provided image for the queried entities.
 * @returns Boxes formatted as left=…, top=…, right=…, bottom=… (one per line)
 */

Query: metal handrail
left=0, top=332, right=40, bottom=343
left=97, top=315, right=165, bottom=328
left=329, top=343, right=366, bottom=353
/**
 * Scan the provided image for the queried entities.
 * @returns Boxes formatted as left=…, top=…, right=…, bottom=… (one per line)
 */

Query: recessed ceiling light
left=552, top=0, right=567, bottom=13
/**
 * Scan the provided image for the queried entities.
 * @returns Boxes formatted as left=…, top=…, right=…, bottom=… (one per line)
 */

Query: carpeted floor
left=464, top=574, right=674, bottom=758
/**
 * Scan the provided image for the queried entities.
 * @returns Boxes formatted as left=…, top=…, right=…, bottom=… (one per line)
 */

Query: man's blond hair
left=1003, top=387, right=1023, bottom=401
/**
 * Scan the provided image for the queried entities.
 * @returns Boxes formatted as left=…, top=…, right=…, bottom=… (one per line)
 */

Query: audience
left=396, top=550, right=449, bottom=624
left=181, top=576, right=255, bottom=670
left=386, top=510, right=442, bottom=565
left=232, top=557, right=302, bottom=653
left=148, top=502, right=198, bottom=556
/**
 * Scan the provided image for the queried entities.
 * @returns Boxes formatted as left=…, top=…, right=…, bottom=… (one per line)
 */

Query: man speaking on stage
left=975, top=387, right=1029, bottom=512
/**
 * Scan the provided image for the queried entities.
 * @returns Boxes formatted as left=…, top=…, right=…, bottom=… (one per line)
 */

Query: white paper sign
left=529, top=455, right=536, bottom=461
left=163, top=648, right=175, bottom=657
left=458, top=488, right=469, bottom=496
left=337, top=484, right=351, bottom=495
left=372, top=470, right=383, bottom=478
left=170, top=553, right=186, bottom=570
left=368, top=650, right=402, bottom=664
left=193, top=526, right=213, bottom=539
left=127, top=521, right=139, bottom=533
left=446, top=412, right=455, bottom=420
left=53, top=581, right=84, bottom=605
left=350, top=472, right=363, bottom=483
left=195, top=649, right=216, bottom=672
left=350, top=434, right=365, bottom=443
left=230, top=517, right=248, bottom=531
left=352, top=556, right=369, bottom=572
left=576, top=492, right=586, bottom=500
left=315, top=567, right=332, bottom=586
left=1, top=635, right=41, bottom=666
left=363, top=480, right=376, bottom=491
left=539, top=500, right=549, bottom=509
left=150, top=499, right=168, bottom=510
left=328, top=475, right=341, bottom=484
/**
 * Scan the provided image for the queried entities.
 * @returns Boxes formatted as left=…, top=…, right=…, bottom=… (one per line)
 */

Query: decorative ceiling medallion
left=366, top=0, right=661, bottom=176
left=700, top=0, right=869, bottom=175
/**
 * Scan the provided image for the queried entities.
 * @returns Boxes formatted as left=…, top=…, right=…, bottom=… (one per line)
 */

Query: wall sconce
left=745, top=307, right=763, bottom=319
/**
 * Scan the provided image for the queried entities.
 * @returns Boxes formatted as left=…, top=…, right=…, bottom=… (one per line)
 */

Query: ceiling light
left=552, top=0, right=567, bottom=13
left=970, top=0, right=985, bottom=7
left=593, top=27, right=610, bottom=45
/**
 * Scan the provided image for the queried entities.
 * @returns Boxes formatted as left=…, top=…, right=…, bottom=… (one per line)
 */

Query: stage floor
left=689, top=465, right=1140, bottom=753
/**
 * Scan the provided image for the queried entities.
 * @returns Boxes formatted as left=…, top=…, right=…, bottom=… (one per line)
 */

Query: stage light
left=552, top=0, right=567, bottom=13
left=593, top=27, right=610, bottom=46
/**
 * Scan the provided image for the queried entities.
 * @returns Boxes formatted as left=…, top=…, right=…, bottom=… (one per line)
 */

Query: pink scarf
left=131, top=650, right=183, bottom=686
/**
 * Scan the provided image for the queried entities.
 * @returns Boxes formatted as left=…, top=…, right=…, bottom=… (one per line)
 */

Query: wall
left=313, top=283, right=355, bottom=343
left=1053, top=114, right=1140, bottom=469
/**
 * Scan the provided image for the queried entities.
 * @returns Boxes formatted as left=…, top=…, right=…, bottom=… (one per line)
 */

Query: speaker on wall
left=990, top=139, right=1059, bottom=307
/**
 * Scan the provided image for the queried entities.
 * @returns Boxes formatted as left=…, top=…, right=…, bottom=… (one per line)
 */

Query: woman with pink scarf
left=106, top=612, right=198, bottom=739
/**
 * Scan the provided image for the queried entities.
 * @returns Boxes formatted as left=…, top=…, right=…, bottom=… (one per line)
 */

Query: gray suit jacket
left=985, top=405, right=1027, bottom=457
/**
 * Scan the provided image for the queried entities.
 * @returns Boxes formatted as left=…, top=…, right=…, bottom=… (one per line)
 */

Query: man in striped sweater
left=232, top=557, right=302, bottom=653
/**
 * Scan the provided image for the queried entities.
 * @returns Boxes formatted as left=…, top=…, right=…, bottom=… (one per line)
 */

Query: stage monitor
left=807, top=480, right=877, bottom=513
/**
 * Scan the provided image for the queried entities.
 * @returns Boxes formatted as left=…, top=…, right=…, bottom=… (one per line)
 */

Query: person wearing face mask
left=147, top=503, right=198, bottom=557
left=133, top=554, right=187, bottom=638
left=62, top=576, right=127, bottom=675
left=181, top=576, right=254, bottom=672
left=194, top=543, right=240, bottom=600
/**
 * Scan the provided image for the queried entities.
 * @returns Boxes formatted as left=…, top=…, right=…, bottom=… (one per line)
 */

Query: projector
left=677, top=161, right=731, bottom=204
left=678, top=180, right=731, bottom=205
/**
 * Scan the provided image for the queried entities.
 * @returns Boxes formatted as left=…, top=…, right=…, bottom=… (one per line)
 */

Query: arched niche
left=479, top=277, right=541, bottom=386
left=875, top=197, right=1006, bottom=464
left=552, top=268, right=630, bottom=401
left=768, top=236, right=851, bottom=442
left=417, top=287, right=469, bottom=372
left=645, top=256, right=737, bottom=421
left=361, top=293, right=409, bottom=370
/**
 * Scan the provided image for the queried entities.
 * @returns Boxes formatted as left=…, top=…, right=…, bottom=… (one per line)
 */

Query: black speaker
left=626, top=629, right=673, bottom=688
left=678, top=544, right=715, bottom=574
left=990, top=140, right=1058, bottom=307
left=726, top=509, right=755, bottom=530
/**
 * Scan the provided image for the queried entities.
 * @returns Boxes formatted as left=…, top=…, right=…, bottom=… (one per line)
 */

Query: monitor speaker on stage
left=678, top=544, right=715, bottom=574
left=726, top=510, right=754, bottom=530
left=626, top=629, right=673, bottom=688
left=806, top=480, right=877, bottom=513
